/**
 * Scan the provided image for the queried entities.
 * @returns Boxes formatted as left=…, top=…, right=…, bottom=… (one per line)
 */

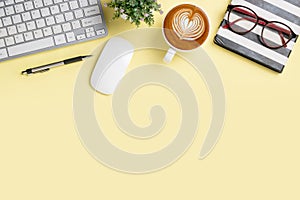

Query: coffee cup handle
left=163, top=48, right=176, bottom=63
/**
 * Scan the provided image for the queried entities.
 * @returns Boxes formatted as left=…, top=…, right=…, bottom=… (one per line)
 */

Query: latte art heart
left=172, top=8, right=205, bottom=41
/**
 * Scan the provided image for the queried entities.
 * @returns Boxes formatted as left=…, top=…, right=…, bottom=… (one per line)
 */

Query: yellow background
left=1, top=0, right=300, bottom=199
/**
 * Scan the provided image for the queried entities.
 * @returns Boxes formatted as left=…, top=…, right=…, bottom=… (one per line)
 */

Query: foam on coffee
left=172, top=8, right=205, bottom=41
left=163, top=4, right=209, bottom=50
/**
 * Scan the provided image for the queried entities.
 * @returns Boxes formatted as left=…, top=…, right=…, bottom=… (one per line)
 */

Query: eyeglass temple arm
left=222, top=17, right=257, bottom=29
left=279, top=32, right=288, bottom=47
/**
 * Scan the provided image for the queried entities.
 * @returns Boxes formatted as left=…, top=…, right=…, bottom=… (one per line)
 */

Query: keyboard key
left=69, top=1, right=79, bottom=10
left=85, top=27, right=94, bottom=33
left=26, top=21, right=36, bottom=30
left=81, top=15, right=102, bottom=27
left=74, top=9, right=83, bottom=19
left=43, top=0, right=53, bottom=6
left=14, top=34, right=24, bottom=43
left=24, top=32, right=34, bottom=41
left=21, top=12, right=32, bottom=21
left=62, top=23, right=71, bottom=31
left=31, top=9, right=41, bottom=19
left=79, top=0, right=88, bottom=7
left=7, top=25, right=17, bottom=35
left=45, top=16, right=55, bottom=25
left=66, top=32, right=75, bottom=42
left=54, top=0, right=63, bottom=3
left=52, top=25, right=62, bottom=34
left=50, top=5, right=59, bottom=15
left=77, top=34, right=86, bottom=40
left=41, top=7, right=50, bottom=17
left=36, top=18, right=46, bottom=28
left=3, top=17, right=12, bottom=26
left=0, top=8, right=5, bottom=17
left=89, top=0, right=98, bottom=5
left=7, top=37, right=54, bottom=56
left=71, top=20, right=81, bottom=29
left=65, top=12, right=74, bottom=21
left=43, top=27, right=52, bottom=36
left=60, top=3, right=69, bottom=12
left=5, top=36, right=15, bottom=46
left=55, top=14, right=65, bottom=23
left=17, top=23, right=26, bottom=32
left=0, top=48, right=8, bottom=59
left=15, top=4, right=25, bottom=13
left=0, top=28, right=8, bottom=37
left=0, top=39, right=5, bottom=47
left=84, top=5, right=100, bottom=17
left=5, top=0, right=14, bottom=6
left=96, top=28, right=105, bottom=35
left=33, top=29, right=43, bottom=38
left=5, top=6, right=15, bottom=15
left=54, top=34, right=66, bottom=45
left=24, top=1, right=34, bottom=11
left=33, top=1, right=44, bottom=8
left=12, top=14, right=22, bottom=24
left=86, top=31, right=95, bottom=37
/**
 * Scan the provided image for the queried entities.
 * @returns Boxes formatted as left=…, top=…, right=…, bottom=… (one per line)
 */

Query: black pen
left=21, top=55, right=92, bottom=75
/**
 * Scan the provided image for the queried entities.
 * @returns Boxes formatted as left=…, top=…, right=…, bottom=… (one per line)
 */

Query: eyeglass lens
left=228, top=6, right=257, bottom=34
left=262, top=22, right=292, bottom=48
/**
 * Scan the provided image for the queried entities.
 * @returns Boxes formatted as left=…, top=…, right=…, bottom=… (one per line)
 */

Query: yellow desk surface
left=1, top=0, right=299, bottom=199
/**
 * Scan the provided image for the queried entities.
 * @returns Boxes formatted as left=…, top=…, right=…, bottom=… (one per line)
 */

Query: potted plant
left=104, top=0, right=163, bottom=27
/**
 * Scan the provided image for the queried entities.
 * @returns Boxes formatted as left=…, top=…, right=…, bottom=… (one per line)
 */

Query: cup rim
left=162, top=3, right=210, bottom=52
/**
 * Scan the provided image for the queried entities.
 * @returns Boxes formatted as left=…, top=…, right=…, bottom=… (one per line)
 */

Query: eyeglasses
left=222, top=4, right=297, bottom=49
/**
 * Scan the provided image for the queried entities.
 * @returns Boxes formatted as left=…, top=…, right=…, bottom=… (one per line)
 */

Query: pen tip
left=81, top=55, right=93, bottom=60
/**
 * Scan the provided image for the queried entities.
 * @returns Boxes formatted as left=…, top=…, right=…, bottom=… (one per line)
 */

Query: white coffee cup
left=162, top=3, right=210, bottom=63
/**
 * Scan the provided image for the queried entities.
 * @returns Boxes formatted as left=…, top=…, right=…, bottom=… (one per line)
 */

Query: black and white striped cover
left=214, top=0, right=300, bottom=72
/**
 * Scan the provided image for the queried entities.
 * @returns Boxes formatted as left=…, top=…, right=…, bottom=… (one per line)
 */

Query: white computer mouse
left=90, top=37, right=134, bottom=95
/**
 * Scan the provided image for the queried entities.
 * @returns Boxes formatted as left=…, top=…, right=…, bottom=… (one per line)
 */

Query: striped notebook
left=214, top=0, right=300, bottom=72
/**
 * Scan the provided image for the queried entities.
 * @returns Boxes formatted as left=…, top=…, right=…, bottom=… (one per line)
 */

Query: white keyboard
left=0, top=0, right=108, bottom=61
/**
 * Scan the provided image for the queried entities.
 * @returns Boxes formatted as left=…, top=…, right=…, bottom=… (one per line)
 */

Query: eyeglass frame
left=223, top=4, right=297, bottom=49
